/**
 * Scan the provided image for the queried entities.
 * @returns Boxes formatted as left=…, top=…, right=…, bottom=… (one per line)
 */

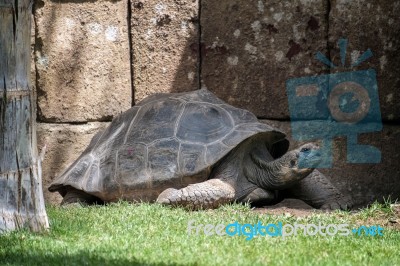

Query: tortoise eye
left=301, top=147, right=310, bottom=153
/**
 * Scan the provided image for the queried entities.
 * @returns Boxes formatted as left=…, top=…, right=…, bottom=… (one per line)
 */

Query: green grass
left=0, top=201, right=399, bottom=266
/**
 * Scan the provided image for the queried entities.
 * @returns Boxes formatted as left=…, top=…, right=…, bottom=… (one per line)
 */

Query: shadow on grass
left=1, top=250, right=181, bottom=266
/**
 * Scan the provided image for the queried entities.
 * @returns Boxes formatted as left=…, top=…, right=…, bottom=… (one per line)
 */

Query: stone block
left=34, top=0, right=131, bottom=122
left=131, top=0, right=199, bottom=103
left=37, top=122, right=109, bottom=205
left=329, top=0, right=400, bottom=122
left=201, top=0, right=329, bottom=119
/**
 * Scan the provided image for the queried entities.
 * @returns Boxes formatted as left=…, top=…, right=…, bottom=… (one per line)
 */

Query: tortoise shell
left=49, top=89, right=288, bottom=202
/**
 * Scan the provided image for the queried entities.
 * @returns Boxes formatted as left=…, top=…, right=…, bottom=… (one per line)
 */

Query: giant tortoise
left=49, top=89, right=352, bottom=210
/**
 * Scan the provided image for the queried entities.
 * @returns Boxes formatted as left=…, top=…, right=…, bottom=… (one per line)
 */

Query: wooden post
left=0, top=0, right=49, bottom=232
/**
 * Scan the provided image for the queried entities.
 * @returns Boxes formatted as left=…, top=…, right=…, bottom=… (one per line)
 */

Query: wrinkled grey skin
left=49, top=89, right=352, bottom=210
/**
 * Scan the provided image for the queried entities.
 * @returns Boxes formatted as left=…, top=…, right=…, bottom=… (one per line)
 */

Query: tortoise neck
left=245, top=151, right=304, bottom=190
left=245, top=154, right=283, bottom=186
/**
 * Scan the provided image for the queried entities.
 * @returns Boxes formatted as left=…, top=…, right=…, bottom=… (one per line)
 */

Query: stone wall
left=33, top=0, right=400, bottom=206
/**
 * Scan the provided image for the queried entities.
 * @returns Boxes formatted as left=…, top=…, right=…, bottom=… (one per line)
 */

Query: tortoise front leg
left=281, top=170, right=353, bottom=210
left=156, top=179, right=235, bottom=209
left=239, top=188, right=276, bottom=206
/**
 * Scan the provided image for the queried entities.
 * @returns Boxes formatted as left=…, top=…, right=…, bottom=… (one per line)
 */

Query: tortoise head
left=247, top=142, right=322, bottom=190
left=281, top=143, right=322, bottom=176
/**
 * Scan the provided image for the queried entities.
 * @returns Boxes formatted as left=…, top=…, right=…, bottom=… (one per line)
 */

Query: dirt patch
left=254, top=199, right=322, bottom=217
left=349, top=204, right=400, bottom=230
left=254, top=200, right=400, bottom=230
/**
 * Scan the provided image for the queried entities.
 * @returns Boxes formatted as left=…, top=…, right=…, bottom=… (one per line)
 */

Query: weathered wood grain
left=0, top=0, right=49, bottom=232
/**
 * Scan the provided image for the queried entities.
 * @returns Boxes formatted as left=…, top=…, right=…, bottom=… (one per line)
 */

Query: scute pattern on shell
left=49, top=89, right=286, bottom=202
